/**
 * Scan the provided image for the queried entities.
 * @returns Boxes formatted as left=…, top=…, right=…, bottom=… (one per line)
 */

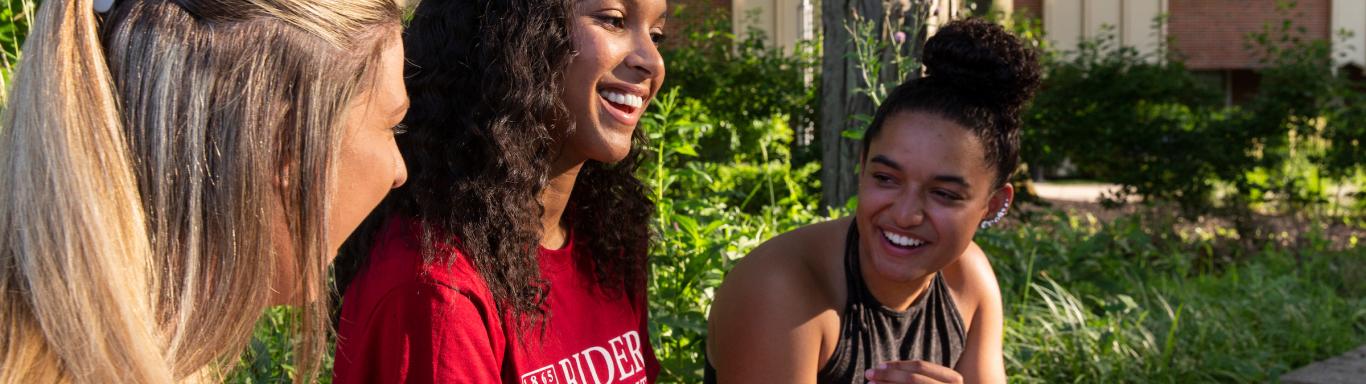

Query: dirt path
left=1281, top=345, right=1366, bottom=384
left=1026, top=182, right=1365, bottom=250
left=1032, top=182, right=1131, bottom=203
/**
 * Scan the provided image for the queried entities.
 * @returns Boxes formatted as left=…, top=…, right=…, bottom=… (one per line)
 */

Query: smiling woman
left=705, top=18, right=1040, bottom=384
left=330, top=0, right=667, bottom=382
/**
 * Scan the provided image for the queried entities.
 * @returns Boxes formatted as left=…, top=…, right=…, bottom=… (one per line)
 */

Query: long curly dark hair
left=337, top=0, right=655, bottom=330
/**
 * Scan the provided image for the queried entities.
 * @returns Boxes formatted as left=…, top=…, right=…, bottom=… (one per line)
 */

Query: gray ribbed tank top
left=703, top=222, right=965, bottom=383
left=814, top=222, right=966, bottom=383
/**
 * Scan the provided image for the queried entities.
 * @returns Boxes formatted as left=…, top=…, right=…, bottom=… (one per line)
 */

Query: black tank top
left=704, top=222, right=966, bottom=383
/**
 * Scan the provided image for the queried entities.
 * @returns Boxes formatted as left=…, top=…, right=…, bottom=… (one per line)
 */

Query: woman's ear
left=992, top=183, right=1015, bottom=213
left=980, top=183, right=1015, bottom=227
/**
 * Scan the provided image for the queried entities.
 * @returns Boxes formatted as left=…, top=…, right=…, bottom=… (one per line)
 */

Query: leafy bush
left=1020, top=5, right=1366, bottom=226
left=641, top=89, right=833, bottom=381
left=230, top=307, right=331, bottom=384
left=660, top=7, right=820, bottom=165
left=1021, top=30, right=1232, bottom=214
left=1322, top=76, right=1366, bottom=180
left=1, top=0, right=36, bottom=99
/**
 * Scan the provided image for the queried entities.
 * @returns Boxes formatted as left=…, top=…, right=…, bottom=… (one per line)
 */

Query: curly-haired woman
left=706, top=19, right=1041, bottom=384
left=331, top=0, right=667, bottom=382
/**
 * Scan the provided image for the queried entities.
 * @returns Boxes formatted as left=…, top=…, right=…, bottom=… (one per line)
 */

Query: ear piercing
left=980, top=199, right=1010, bottom=229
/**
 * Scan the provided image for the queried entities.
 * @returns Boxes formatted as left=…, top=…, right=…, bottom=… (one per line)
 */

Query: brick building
left=1014, top=0, right=1357, bottom=104
left=695, top=0, right=1363, bottom=103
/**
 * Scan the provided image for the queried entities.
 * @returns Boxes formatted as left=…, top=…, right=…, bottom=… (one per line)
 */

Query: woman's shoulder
left=354, top=215, right=490, bottom=297
left=725, top=217, right=850, bottom=306
left=705, top=218, right=850, bottom=378
left=941, top=241, right=1002, bottom=329
left=710, top=217, right=851, bottom=331
left=340, top=216, right=501, bottom=342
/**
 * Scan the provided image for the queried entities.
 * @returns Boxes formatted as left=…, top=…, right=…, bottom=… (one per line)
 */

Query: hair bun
left=922, top=18, right=1041, bottom=109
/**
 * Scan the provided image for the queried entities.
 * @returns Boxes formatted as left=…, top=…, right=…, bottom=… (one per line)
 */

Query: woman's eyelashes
left=932, top=189, right=965, bottom=201
left=872, top=173, right=897, bottom=186
left=592, top=11, right=666, bottom=44
left=594, top=12, right=626, bottom=30
left=871, top=174, right=967, bottom=202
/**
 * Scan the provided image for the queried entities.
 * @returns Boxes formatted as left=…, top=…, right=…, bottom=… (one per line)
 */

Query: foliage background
left=1, top=1, right=1363, bottom=383
left=642, top=6, right=1366, bottom=382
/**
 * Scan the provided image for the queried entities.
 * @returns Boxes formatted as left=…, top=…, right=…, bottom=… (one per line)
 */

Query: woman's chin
left=880, top=268, right=931, bottom=285
left=869, top=256, right=931, bottom=284
left=586, top=144, right=633, bottom=164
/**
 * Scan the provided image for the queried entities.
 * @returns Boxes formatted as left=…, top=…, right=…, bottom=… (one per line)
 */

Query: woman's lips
left=878, top=228, right=931, bottom=257
left=599, top=88, right=645, bottom=126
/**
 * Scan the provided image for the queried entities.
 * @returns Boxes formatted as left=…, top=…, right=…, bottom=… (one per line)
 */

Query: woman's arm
left=949, top=243, right=1007, bottom=383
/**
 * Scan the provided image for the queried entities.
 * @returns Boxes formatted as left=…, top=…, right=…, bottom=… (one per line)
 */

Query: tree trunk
left=820, top=0, right=876, bottom=211
left=819, top=0, right=932, bottom=210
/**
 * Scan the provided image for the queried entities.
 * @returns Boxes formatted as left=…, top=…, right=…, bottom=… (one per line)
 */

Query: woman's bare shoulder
left=732, top=217, right=851, bottom=301
left=942, top=241, right=1003, bottom=329
left=942, top=241, right=1007, bottom=383
left=706, top=217, right=851, bottom=381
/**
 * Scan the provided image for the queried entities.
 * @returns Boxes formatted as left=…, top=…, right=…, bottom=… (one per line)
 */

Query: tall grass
left=981, top=212, right=1365, bottom=382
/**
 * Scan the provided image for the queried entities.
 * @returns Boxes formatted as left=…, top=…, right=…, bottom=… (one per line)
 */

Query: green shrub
left=1021, top=4, right=1366, bottom=221
left=640, top=89, right=833, bottom=381
left=1020, top=29, right=1236, bottom=215
left=660, top=7, right=820, bottom=165
left=1, top=0, right=37, bottom=100
left=230, top=307, right=332, bottom=384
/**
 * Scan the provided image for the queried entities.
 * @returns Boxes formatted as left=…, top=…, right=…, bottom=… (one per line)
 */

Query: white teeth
left=882, top=230, right=925, bottom=248
left=600, top=90, right=644, bottom=108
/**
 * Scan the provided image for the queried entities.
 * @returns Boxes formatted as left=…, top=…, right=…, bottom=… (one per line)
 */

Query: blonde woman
left=0, top=0, right=407, bottom=382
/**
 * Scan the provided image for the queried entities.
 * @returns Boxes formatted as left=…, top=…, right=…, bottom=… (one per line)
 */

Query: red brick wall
left=1013, top=0, right=1042, bottom=18
left=1170, top=0, right=1330, bottom=70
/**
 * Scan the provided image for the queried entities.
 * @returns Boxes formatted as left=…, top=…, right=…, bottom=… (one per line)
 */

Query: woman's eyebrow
left=870, top=154, right=902, bottom=171
left=933, top=175, right=970, bottom=189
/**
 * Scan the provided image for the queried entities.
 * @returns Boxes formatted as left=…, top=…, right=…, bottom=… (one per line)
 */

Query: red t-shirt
left=332, top=216, right=659, bottom=384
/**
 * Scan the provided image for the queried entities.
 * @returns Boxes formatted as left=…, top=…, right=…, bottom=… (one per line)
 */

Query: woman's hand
left=863, top=360, right=964, bottom=384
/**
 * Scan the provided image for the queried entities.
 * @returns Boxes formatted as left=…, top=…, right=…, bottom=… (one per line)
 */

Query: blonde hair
left=0, top=0, right=401, bottom=382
